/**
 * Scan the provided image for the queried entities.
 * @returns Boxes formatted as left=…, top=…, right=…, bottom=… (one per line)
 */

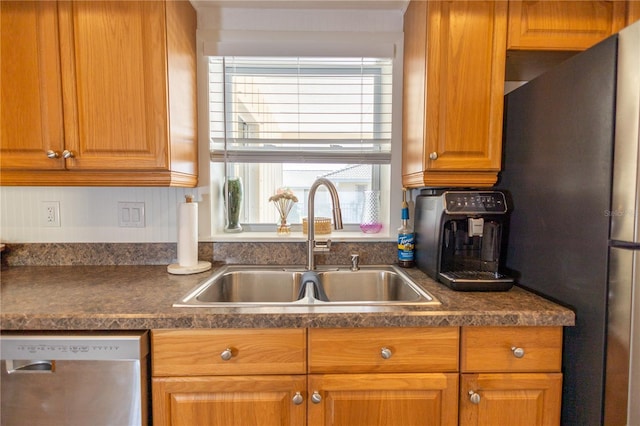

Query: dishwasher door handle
left=5, top=360, right=55, bottom=374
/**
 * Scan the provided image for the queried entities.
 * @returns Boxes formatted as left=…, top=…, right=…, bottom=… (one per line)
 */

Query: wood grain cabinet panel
left=402, top=0, right=507, bottom=188
left=461, top=326, right=563, bottom=373
left=507, top=1, right=628, bottom=51
left=153, top=375, right=307, bottom=426
left=308, top=327, right=459, bottom=373
left=152, top=328, right=306, bottom=376
left=0, top=0, right=198, bottom=187
left=629, top=1, right=640, bottom=24
left=0, top=1, right=65, bottom=171
left=460, top=372, right=563, bottom=426
left=308, top=373, right=459, bottom=426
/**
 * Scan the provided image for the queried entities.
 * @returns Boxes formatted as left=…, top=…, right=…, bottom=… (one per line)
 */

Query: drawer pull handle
left=46, top=150, right=60, bottom=159
left=311, top=391, right=322, bottom=404
left=62, top=150, right=75, bottom=159
left=469, top=390, right=481, bottom=404
left=511, top=346, right=525, bottom=358
left=429, top=151, right=438, bottom=160
left=292, top=392, right=304, bottom=405
left=220, top=348, right=233, bottom=361
left=381, top=347, right=393, bottom=359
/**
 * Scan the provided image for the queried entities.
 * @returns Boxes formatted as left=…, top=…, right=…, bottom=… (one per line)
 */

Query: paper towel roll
left=177, top=199, right=198, bottom=267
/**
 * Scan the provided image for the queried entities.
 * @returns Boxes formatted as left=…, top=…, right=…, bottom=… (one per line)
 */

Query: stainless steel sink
left=173, top=265, right=439, bottom=307
left=193, top=269, right=303, bottom=304
left=320, top=269, right=427, bottom=303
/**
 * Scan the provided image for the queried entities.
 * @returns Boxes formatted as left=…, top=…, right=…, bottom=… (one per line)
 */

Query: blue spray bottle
left=397, top=188, right=414, bottom=267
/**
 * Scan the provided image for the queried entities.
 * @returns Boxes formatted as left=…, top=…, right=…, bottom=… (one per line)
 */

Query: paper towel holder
left=167, top=195, right=212, bottom=275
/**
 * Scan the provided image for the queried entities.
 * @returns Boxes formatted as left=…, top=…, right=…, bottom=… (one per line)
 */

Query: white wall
left=0, top=187, right=201, bottom=243
left=0, top=3, right=405, bottom=244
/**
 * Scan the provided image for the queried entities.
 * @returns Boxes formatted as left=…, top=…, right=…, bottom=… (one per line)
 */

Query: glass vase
left=276, top=218, right=291, bottom=236
left=224, top=177, right=243, bottom=233
left=360, top=190, right=383, bottom=233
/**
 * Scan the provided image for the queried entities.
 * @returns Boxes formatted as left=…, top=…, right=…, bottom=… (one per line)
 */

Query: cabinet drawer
left=152, top=329, right=306, bottom=376
left=461, top=326, right=562, bottom=373
left=308, top=327, right=459, bottom=373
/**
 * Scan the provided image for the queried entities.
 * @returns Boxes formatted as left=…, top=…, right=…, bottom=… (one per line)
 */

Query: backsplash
left=212, top=242, right=397, bottom=265
left=1, top=242, right=396, bottom=267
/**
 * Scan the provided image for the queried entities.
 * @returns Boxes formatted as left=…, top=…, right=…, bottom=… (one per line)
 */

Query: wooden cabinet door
left=1, top=0, right=197, bottom=186
left=58, top=0, right=169, bottom=171
left=508, top=1, right=628, bottom=51
left=402, top=1, right=507, bottom=188
left=153, top=375, right=306, bottom=426
left=628, top=1, right=640, bottom=25
left=0, top=1, right=65, bottom=171
left=460, top=373, right=562, bottom=426
left=308, top=373, right=458, bottom=426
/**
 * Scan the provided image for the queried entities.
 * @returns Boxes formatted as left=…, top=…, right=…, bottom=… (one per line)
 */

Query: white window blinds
left=209, top=57, right=393, bottom=164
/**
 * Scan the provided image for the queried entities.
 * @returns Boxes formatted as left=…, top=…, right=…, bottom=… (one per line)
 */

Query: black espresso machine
left=414, top=190, right=514, bottom=291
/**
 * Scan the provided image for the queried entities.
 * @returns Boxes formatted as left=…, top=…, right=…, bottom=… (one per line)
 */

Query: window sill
left=204, top=231, right=395, bottom=243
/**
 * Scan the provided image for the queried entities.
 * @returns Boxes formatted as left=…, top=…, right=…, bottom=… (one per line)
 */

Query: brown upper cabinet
left=507, top=1, right=631, bottom=51
left=630, top=1, right=640, bottom=24
left=402, top=0, right=639, bottom=189
left=402, top=1, right=508, bottom=188
left=0, top=1, right=198, bottom=187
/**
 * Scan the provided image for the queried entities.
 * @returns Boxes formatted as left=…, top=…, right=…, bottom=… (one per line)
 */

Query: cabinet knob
left=311, top=391, right=322, bottom=404
left=220, top=348, right=233, bottom=361
left=292, top=392, right=304, bottom=405
left=429, top=151, right=438, bottom=160
left=469, top=390, right=481, bottom=404
left=62, top=150, right=75, bottom=159
left=46, top=150, right=60, bottom=159
left=380, top=347, right=393, bottom=359
left=511, top=346, right=525, bottom=358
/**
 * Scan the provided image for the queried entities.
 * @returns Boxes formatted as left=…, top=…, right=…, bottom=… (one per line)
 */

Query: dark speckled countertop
left=0, top=264, right=575, bottom=330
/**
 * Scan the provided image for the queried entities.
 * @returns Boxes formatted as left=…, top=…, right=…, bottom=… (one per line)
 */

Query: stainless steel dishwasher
left=1, top=331, right=149, bottom=426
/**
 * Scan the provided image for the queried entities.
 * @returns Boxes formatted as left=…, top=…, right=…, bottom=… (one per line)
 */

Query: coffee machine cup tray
left=438, top=270, right=514, bottom=292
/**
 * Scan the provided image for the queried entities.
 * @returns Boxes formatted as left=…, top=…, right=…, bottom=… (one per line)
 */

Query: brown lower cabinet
left=151, top=326, right=563, bottom=426
left=307, top=373, right=458, bottom=426
left=459, top=326, right=564, bottom=426
left=152, top=375, right=306, bottom=426
left=460, top=373, right=563, bottom=426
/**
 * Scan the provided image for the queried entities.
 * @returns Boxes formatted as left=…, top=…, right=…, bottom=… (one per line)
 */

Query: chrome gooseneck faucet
left=307, top=178, right=343, bottom=270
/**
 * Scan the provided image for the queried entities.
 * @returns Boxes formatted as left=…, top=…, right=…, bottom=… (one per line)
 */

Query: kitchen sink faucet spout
left=307, top=178, right=343, bottom=270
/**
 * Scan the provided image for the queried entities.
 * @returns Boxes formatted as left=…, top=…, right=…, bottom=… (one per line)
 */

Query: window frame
left=196, top=29, right=405, bottom=240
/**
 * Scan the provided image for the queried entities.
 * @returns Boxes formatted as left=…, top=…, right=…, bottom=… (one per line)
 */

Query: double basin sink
left=174, top=264, right=440, bottom=308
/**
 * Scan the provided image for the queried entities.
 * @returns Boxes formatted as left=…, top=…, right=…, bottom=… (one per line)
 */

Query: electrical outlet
left=118, top=202, right=145, bottom=228
left=42, top=201, right=61, bottom=227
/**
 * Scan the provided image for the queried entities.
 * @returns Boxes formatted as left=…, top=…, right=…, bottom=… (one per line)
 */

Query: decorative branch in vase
left=269, top=187, right=298, bottom=235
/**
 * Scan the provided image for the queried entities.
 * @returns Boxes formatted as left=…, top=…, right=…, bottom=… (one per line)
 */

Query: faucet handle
left=350, top=253, right=360, bottom=271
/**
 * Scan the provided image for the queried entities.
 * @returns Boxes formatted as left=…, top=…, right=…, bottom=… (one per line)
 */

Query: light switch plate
left=118, top=202, right=145, bottom=228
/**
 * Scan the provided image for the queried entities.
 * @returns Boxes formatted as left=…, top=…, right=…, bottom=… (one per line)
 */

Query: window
left=209, top=56, right=393, bottom=232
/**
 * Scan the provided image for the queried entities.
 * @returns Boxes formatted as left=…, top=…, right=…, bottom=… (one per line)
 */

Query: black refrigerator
left=498, top=20, right=640, bottom=426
